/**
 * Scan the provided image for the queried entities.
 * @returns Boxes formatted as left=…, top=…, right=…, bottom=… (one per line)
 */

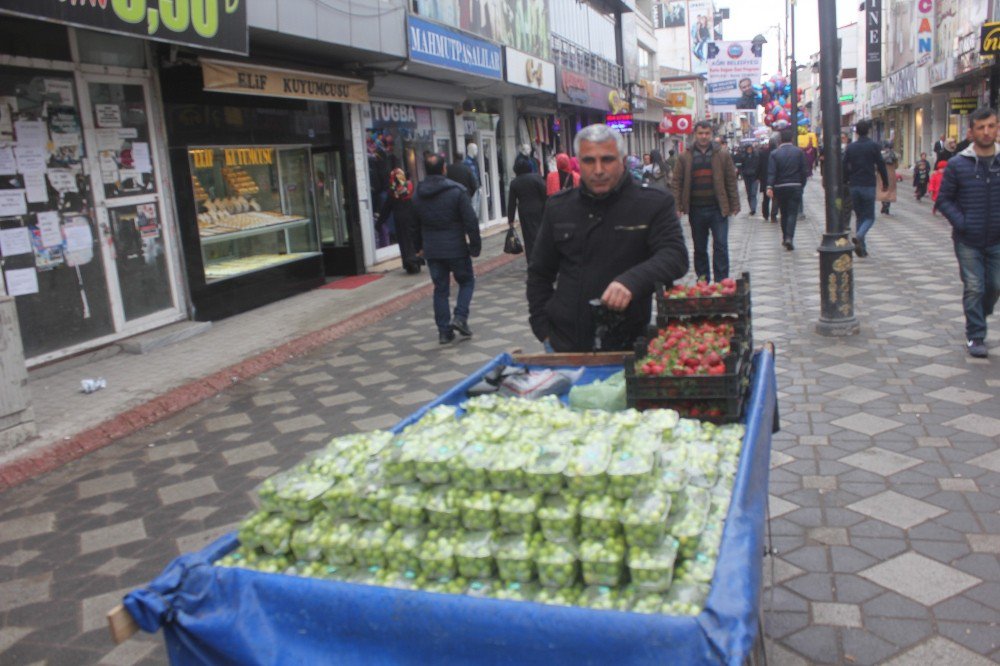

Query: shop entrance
left=312, top=149, right=357, bottom=275
left=476, top=130, right=500, bottom=222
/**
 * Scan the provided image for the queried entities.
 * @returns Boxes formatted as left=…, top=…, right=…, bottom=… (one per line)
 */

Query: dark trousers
left=688, top=206, right=729, bottom=283
left=775, top=187, right=803, bottom=243
left=426, top=256, right=475, bottom=334
left=761, top=186, right=773, bottom=219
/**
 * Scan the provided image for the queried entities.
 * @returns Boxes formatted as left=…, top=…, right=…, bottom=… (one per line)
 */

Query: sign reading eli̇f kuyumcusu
left=408, top=15, right=502, bottom=80
left=0, top=0, right=247, bottom=54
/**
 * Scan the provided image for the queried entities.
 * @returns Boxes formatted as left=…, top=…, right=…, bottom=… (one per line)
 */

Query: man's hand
left=601, top=281, right=633, bottom=311
left=766, top=187, right=774, bottom=199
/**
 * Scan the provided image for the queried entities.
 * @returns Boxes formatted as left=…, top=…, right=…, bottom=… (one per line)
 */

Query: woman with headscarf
left=377, top=168, right=422, bottom=274
left=877, top=140, right=898, bottom=215
left=644, top=148, right=671, bottom=192
left=546, top=153, right=580, bottom=195
left=935, top=137, right=957, bottom=165
left=507, top=155, right=547, bottom=260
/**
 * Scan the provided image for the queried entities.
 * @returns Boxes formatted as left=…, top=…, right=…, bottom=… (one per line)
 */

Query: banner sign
left=408, top=16, right=502, bottom=80
left=916, top=0, right=934, bottom=66
left=705, top=41, right=762, bottom=112
left=504, top=47, right=555, bottom=94
left=201, top=60, right=369, bottom=104
left=0, top=0, right=248, bottom=55
left=659, top=113, right=692, bottom=134
left=556, top=69, right=626, bottom=112
left=981, top=21, right=1000, bottom=55
left=606, top=113, right=634, bottom=133
left=866, top=0, right=883, bottom=82
left=950, top=96, right=979, bottom=113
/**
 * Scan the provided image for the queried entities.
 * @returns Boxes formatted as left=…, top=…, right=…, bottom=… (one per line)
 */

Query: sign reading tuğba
left=0, top=0, right=248, bottom=54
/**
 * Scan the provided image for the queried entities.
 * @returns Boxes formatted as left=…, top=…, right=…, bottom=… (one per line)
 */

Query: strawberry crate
left=625, top=336, right=753, bottom=403
left=655, top=272, right=751, bottom=324
left=629, top=392, right=746, bottom=424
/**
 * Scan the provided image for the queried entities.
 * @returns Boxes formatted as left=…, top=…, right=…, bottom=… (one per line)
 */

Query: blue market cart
left=111, top=347, right=778, bottom=665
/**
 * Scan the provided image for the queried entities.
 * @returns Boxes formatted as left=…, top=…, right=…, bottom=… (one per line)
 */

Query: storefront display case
left=188, top=145, right=320, bottom=282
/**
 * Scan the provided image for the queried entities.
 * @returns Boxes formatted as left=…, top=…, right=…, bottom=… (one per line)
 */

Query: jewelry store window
left=188, top=145, right=320, bottom=282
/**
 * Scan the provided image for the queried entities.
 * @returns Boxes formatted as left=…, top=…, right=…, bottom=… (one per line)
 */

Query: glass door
left=312, top=150, right=349, bottom=246
left=477, top=131, right=500, bottom=222
left=83, top=76, right=179, bottom=325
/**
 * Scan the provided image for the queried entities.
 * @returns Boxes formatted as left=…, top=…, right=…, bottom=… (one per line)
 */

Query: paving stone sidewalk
left=0, top=185, right=998, bottom=665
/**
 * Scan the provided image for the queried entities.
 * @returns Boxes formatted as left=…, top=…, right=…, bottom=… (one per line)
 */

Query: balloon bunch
left=754, top=74, right=810, bottom=128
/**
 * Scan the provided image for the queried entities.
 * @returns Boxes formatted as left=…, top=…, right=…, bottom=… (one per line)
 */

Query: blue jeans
left=954, top=240, right=1000, bottom=340
left=744, top=178, right=758, bottom=214
left=850, top=186, right=877, bottom=242
left=688, top=206, right=729, bottom=283
left=775, top=187, right=802, bottom=242
left=426, top=256, right=475, bottom=334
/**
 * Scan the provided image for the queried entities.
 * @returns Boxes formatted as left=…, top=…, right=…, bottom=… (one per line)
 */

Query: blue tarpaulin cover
left=125, top=350, right=777, bottom=665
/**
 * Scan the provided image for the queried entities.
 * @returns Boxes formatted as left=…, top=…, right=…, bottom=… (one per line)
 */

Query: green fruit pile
left=222, top=395, right=746, bottom=616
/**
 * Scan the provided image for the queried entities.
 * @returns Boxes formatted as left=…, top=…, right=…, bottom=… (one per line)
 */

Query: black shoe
left=450, top=317, right=472, bottom=337
left=439, top=330, right=455, bottom=345
left=852, top=237, right=864, bottom=257
left=967, top=338, right=988, bottom=358
left=784, top=240, right=794, bottom=251
left=770, top=216, right=778, bottom=223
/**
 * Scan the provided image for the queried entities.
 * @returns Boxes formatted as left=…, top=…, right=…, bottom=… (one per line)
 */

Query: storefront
left=159, top=57, right=367, bottom=320
left=555, top=68, right=628, bottom=150
left=0, top=6, right=237, bottom=365
left=505, top=47, right=557, bottom=176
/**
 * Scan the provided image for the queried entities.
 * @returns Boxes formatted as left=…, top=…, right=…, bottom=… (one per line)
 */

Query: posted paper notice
left=0, top=190, right=27, bottom=217
left=3, top=267, right=39, bottom=297
left=0, top=226, right=32, bottom=256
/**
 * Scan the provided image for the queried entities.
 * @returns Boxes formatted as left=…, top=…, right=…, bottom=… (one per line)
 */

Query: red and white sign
left=659, top=113, right=693, bottom=134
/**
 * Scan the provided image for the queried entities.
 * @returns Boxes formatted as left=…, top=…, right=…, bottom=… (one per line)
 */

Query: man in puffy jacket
left=527, top=124, right=689, bottom=352
left=766, top=127, right=809, bottom=251
left=936, top=107, right=1000, bottom=358
left=413, top=153, right=481, bottom=344
left=843, top=119, right=889, bottom=257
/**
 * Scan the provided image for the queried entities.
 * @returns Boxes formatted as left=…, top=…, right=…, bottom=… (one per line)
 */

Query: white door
left=78, top=73, right=182, bottom=332
left=476, top=131, right=500, bottom=223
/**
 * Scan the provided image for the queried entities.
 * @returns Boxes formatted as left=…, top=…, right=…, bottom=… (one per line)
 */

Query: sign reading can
left=981, top=22, right=1000, bottom=55
left=0, top=0, right=248, bottom=55
left=950, top=97, right=979, bottom=113
left=201, top=59, right=369, bottom=104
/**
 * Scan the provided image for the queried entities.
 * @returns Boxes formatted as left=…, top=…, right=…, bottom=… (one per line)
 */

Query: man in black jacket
left=447, top=153, right=478, bottom=208
left=740, top=144, right=761, bottom=216
left=527, top=124, right=689, bottom=353
left=766, top=128, right=810, bottom=250
left=843, top=119, right=889, bottom=257
left=413, top=153, right=481, bottom=344
left=757, top=140, right=777, bottom=222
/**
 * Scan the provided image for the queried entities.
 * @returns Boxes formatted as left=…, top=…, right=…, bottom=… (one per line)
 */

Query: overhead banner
left=706, top=41, right=762, bottom=112
left=866, top=0, right=883, bottom=82
left=0, top=0, right=248, bottom=55
left=408, top=15, right=503, bottom=80
left=201, top=60, right=369, bottom=104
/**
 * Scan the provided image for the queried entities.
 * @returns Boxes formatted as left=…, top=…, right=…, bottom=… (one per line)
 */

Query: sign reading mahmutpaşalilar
left=407, top=15, right=502, bottom=80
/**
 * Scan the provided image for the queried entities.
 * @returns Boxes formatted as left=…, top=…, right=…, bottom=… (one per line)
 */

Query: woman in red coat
left=545, top=153, right=580, bottom=195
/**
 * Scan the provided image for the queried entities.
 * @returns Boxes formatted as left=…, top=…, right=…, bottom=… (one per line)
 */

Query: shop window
left=0, top=17, right=71, bottom=61
left=75, top=29, right=147, bottom=69
left=189, top=145, right=320, bottom=281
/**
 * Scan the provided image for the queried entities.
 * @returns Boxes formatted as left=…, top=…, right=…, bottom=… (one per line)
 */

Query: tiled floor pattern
left=0, top=187, right=998, bottom=664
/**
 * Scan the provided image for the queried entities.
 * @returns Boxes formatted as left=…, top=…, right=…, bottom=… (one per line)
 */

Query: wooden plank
left=512, top=351, right=632, bottom=367
left=107, top=604, right=139, bottom=644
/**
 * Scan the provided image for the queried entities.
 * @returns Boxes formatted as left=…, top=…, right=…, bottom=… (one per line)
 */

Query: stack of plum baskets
left=625, top=272, right=753, bottom=424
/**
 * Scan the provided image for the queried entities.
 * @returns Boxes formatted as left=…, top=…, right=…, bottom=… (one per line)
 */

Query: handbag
left=503, top=225, right=524, bottom=254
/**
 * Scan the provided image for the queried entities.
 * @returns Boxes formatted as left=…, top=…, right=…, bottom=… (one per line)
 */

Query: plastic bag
left=498, top=368, right=583, bottom=400
left=567, top=371, right=627, bottom=412
left=503, top=225, right=524, bottom=254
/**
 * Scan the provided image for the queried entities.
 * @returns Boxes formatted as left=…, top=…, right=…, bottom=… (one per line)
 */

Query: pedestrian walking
left=507, top=155, right=547, bottom=261
left=527, top=123, right=688, bottom=353
left=843, top=120, right=889, bottom=258
left=934, top=107, right=1000, bottom=358
left=878, top=141, right=898, bottom=215
left=758, top=140, right=777, bottom=222
left=766, top=127, right=809, bottom=251
left=644, top=148, right=671, bottom=192
left=546, top=153, right=580, bottom=195
left=672, top=120, right=741, bottom=282
left=936, top=137, right=957, bottom=165
left=739, top=143, right=760, bottom=216
left=412, top=152, right=481, bottom=345
left=665, top=149, right=678, bottom=177
left=913, top=152, right=931, bottom=201
left=928, top=159, right=947, bottom=214
left=447, top=153, right=478, bottom=200
left=377, top=168, right=422, bottom=274
left=933, top=133, right=945, bottom=156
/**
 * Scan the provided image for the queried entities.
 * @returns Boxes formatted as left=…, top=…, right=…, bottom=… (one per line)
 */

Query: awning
left=200, top=59, right=369, bottom=104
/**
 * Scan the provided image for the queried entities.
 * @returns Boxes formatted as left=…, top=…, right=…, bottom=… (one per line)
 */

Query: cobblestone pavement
left=0, top=185, right=998, bottom=665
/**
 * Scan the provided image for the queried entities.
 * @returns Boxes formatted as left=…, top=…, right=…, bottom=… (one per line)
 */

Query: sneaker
left=450, top=316, right=472, bottom=337
left=967, top=338, right=988, bottom=358
left=439, top=330, right=456, bottom=345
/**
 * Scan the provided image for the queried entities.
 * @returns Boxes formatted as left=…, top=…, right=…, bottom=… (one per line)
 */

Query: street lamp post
left=789, top=0, right=798, bottom=132
left=816, top=0, right=859, bottom=336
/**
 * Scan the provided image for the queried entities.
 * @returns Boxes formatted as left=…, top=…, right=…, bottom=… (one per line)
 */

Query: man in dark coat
left=447, top=153, right=478, bottom=198
left=843, top=119, right=889, bottom=257
left=740, top=144, right=761, bottom=216
left=757, top=140, right=776, bottom=222
left=413, top=153, right=481, bottom=344
left=935, top=107, right=1000, bottom=358
left=527, top=124, right=689, bottom=353
left=507, top=156, right=547, bottom=261
left=766, top=127, right=809, bottom=251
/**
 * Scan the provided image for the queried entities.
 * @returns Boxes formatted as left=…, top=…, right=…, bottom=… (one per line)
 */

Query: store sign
left=958, top=31, right=984, bottom=75
left=555, top=69, right=623, bottom=112
left=659, top=113, right=692, bottom=135
left=662, top=80, right=698, bottom=113
left=504, top=48, right=555, bottom=94
left=870, top=84, right=885, bottom=108
left=0, top=0, right=248, bottom=54
left=866, top=0, right=882, bottom=82
left=223, top=147, right=273, bottom=166
left=915, top=0, right=934, bottom=66
left=606, top=113, right=634, bottom=133
left=407, top=16, right=502, bottom=80
left=950, top=97, right=979, bottom=113
left=884, top=64, right=918, bottom=105
left=929, top=57, right=955, bottom=86
left=981, top=22, right=1000, bottom=55
left=369, top=102, right=418, bottom=127
left=201, top=60, right=369, bottom=104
